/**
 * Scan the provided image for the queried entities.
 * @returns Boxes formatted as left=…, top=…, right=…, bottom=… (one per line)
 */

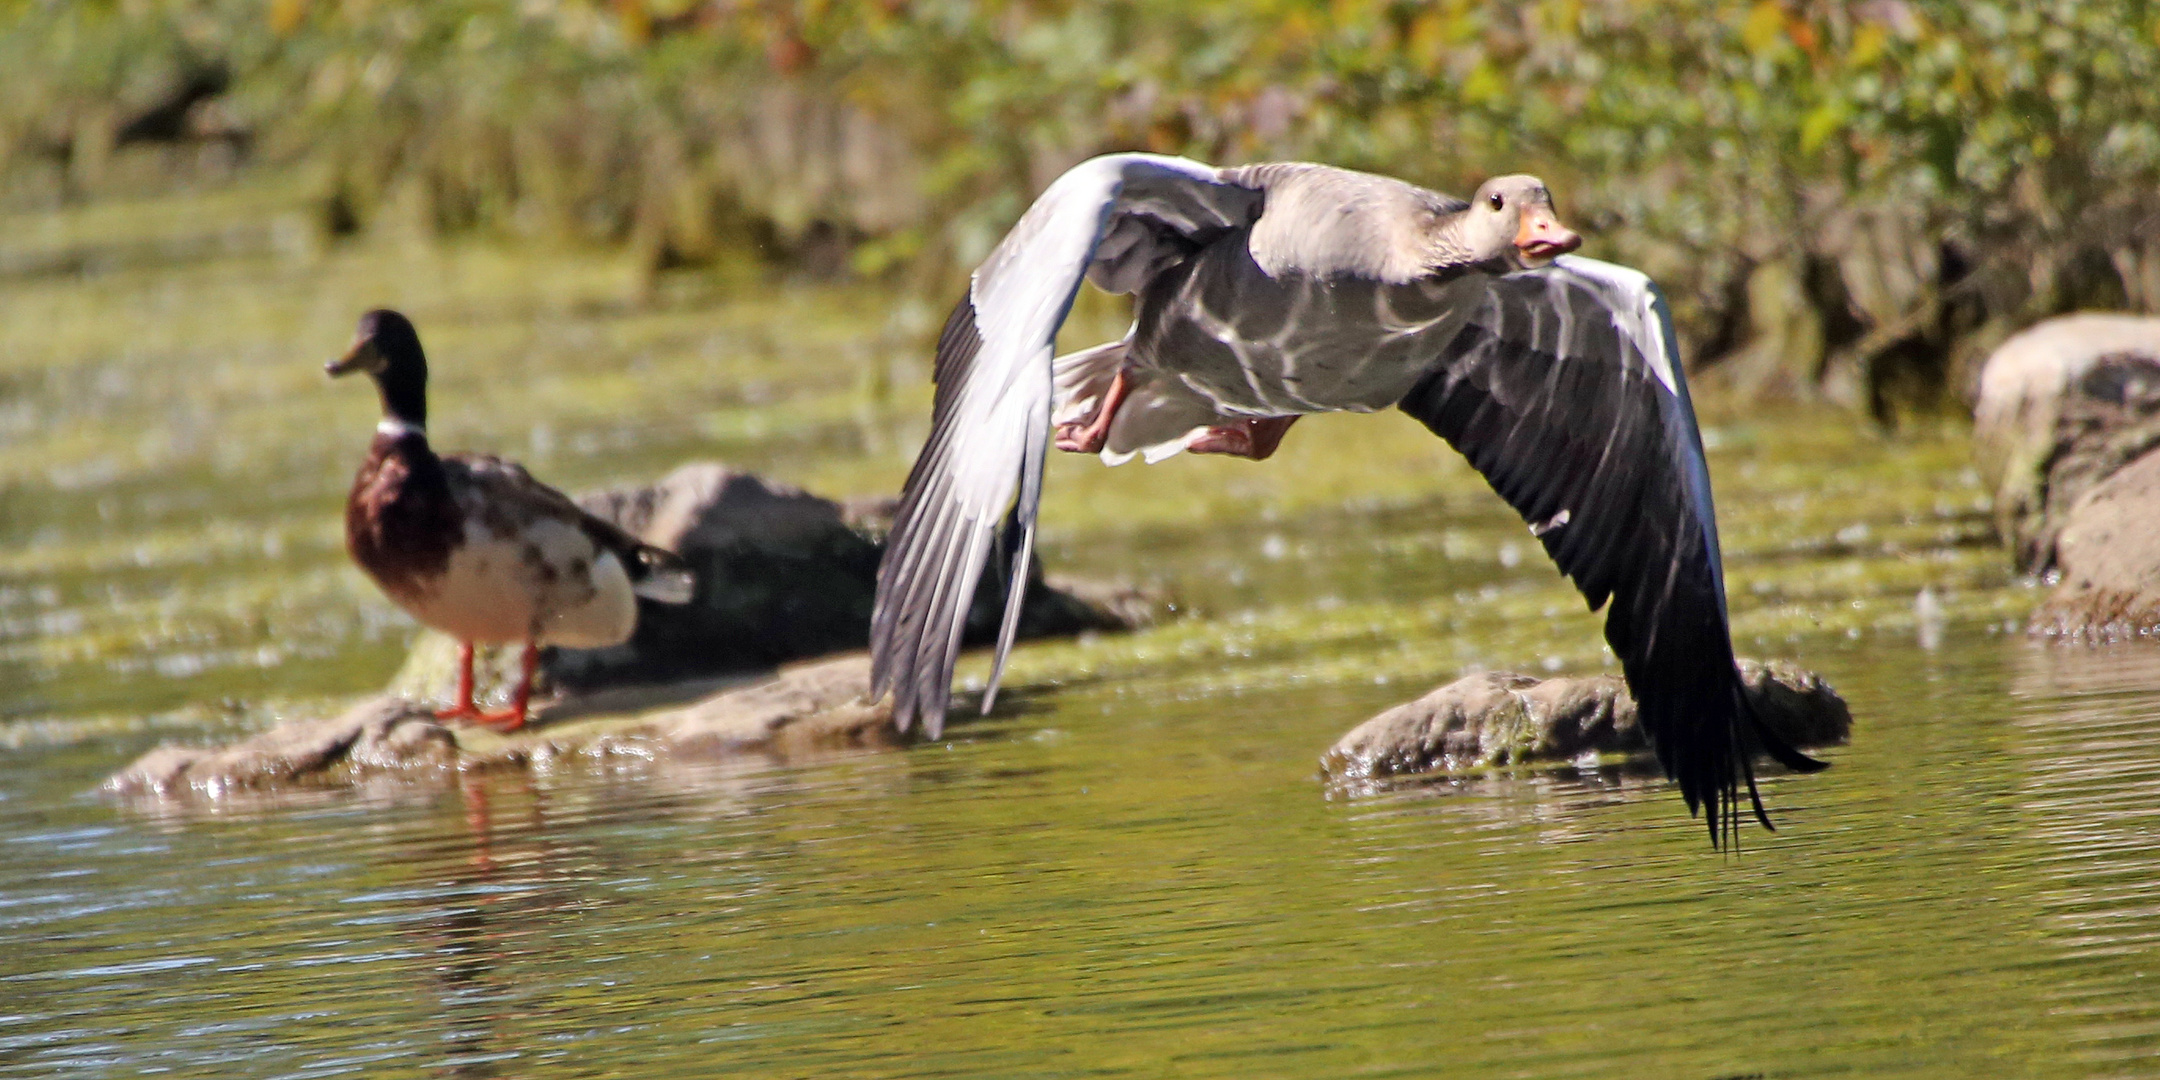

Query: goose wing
left=873, top=154, right=1265, bottom=736
left=1394, top=255, right=1826, bottom=844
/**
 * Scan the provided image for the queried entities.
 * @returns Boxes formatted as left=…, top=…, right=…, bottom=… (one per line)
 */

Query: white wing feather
left=872, top=154, right=1260, bottom=735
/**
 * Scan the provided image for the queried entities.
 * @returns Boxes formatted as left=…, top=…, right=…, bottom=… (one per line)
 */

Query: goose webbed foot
left=1054, top=368, right=1131, bottom=454
left=1188, top=415, right=1299, bottom=461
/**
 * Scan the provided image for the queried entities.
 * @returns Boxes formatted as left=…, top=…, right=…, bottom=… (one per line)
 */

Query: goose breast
left=1132, top=232, right=1491, bottom=415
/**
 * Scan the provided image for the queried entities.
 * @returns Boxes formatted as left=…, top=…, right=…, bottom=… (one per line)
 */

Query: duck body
left=332, top=310, right=690, bottom=729
left=346, top=432, right=643, bottom=650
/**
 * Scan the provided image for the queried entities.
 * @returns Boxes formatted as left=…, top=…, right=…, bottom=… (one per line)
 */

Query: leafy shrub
left=7, top=0, right=2158, bottom=414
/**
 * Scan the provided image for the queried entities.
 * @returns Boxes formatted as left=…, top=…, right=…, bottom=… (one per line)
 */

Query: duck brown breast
left=346, top=437, right=462, bottom=605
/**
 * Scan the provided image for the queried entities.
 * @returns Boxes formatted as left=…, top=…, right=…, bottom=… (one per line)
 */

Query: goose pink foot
left=1188, top=415, right=1300, bottom=461
left=1054, top=369, right=1131, bottom=454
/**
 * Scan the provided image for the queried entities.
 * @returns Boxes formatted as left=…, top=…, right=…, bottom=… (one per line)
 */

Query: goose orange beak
left=1514, top=206, right=1582, bottom=265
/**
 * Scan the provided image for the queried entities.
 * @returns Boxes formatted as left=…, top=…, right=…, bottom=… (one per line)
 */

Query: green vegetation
left=6, top=1, right=2160, bottom=415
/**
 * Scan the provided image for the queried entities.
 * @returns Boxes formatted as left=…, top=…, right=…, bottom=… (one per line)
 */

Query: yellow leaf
left=1742, top=1, right=1786, bottom=56
left=269, top=0, right=305, bottom=36
left=1850, top=22, right=1887, bottom=67
left=1799, top=100, right=1846, bottom=153
left=1461, top=58, right=1505, bottom=105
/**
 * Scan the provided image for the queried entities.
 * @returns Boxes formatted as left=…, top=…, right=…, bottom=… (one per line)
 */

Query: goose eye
left=1487, top=192, right=1504, bottom=211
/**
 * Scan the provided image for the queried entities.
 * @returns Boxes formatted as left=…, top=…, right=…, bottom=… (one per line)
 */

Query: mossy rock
left=1320, top=659, right=1850, bottom=784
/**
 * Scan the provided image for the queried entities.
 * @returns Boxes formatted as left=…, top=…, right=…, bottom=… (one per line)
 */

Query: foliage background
left=6, top=0, right=2159, bottom=415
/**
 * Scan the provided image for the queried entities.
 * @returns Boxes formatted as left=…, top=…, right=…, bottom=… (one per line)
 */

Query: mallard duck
left=869, top=154, right=1826, bottom=844
left=328, top=309, right=693, bottom=731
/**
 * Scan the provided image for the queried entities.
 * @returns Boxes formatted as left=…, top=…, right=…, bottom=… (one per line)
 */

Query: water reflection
left=9, top=640, right=2160, bottom=1077
left=3, top=413, right=2155, bottom=1077
left=396, top=774, right=541, bottom=1078
left=2011, top=642, right=2160, bottom=1071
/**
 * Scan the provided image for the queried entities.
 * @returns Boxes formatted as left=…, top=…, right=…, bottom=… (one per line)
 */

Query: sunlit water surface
left=5, top=196, right=2160, bottom=1077
left=9, top=636, right=2160, bottom=1078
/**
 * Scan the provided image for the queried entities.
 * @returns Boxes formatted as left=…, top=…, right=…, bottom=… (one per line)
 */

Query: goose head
left=327, top=308, right=429, bottom=431
left=1458, top=175, right=1582, bottom=270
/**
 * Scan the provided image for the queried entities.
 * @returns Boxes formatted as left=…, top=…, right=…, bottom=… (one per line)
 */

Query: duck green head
left=327, top=308, right=428, bottom=430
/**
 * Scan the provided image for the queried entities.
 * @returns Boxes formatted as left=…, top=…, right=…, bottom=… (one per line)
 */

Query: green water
left=5, top=186, right=2160, bottom=1077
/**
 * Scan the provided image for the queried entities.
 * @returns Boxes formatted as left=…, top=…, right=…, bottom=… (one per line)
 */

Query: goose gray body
left=872, top=153, right=1824, bottom=843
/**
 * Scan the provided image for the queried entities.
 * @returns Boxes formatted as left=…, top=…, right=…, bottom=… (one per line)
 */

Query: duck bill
left=1513, top=206, right=1583, bottom=266
left=325, top=339, right=379, bottom=378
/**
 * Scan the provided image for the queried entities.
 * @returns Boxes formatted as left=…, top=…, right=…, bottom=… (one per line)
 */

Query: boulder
left=1319, top=660, right=1850, bottom=784
left=105, top=696, right=457, bottom=797
left=2029, top=450, right=2160, bottom=640
left=106, top=655, right=899, bottom=800
left=388, top=463, right=1151, bottom=702
left=1971, top=314, right=2160, bottom=571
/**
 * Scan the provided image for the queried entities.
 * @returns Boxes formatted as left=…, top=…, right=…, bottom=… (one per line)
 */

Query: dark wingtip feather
left=1732, top=672, right=1832, bottom=776
left=1758, top=733, right=1832, bottom=774
left=1396, top=286, right=1826, bottom=849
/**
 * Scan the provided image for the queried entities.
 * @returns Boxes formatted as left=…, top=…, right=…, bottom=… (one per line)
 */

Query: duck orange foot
left=432, top=641, right=538, bottom=733
left=433, top=703, right=530, bottom=732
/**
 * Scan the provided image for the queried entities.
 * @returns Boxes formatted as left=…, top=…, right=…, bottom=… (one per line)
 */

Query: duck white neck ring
left=376, top=419, right=426, bottom=439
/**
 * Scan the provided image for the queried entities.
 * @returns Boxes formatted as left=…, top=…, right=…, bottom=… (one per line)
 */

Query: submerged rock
left=1972, top=314, right=2160, bottom=572
left=1319, top=660, right=1850, bottom=784
left=388, top=462, right=1151, bottom=702
left=106, top=655, right=898, bottom=799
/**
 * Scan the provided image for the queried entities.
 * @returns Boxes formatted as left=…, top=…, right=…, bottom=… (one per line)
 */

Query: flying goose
left=869, top=154, right=1827, bottom=844
left=330, top=309, right=694, bottom=731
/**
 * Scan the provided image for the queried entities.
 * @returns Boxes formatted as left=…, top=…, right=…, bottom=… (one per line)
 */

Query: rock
left=1318, top=660, right=1850, bottom=784
left=2029, top=450, right=2160, bottom=640
left=624, top=654, right=896, bottom=756
left=106, top=655, right=899, bottom=801
left=1971, top=314, right=2160, bottom=571
left=548, top=463, right=896, bottom=691
left=104, top=697, right=455, bottom=797
left=387, top=462, right=1152, bottom=703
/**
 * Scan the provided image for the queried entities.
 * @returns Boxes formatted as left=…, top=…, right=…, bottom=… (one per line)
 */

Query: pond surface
left=5, top=187, right=2160, bottom=1078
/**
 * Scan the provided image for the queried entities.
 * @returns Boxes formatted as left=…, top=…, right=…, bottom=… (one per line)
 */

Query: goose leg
left=1054, top=368, right=1131, bottom=454
left=434, top=641, right=487, bottom=723
left=1188, top=415, right=1300, bottom=461
left=476, top=642, right=540, bottom=732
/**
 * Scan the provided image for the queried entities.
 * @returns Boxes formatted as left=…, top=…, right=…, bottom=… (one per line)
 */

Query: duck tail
left=629, top=545, right=695, bottom=605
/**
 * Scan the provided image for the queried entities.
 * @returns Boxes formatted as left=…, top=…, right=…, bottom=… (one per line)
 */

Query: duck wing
left=873, top=154, right=1265, bottom=736
left=445, top=454, right=694, bottom=604
left=1394, top=255, right=1827, bottom=845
